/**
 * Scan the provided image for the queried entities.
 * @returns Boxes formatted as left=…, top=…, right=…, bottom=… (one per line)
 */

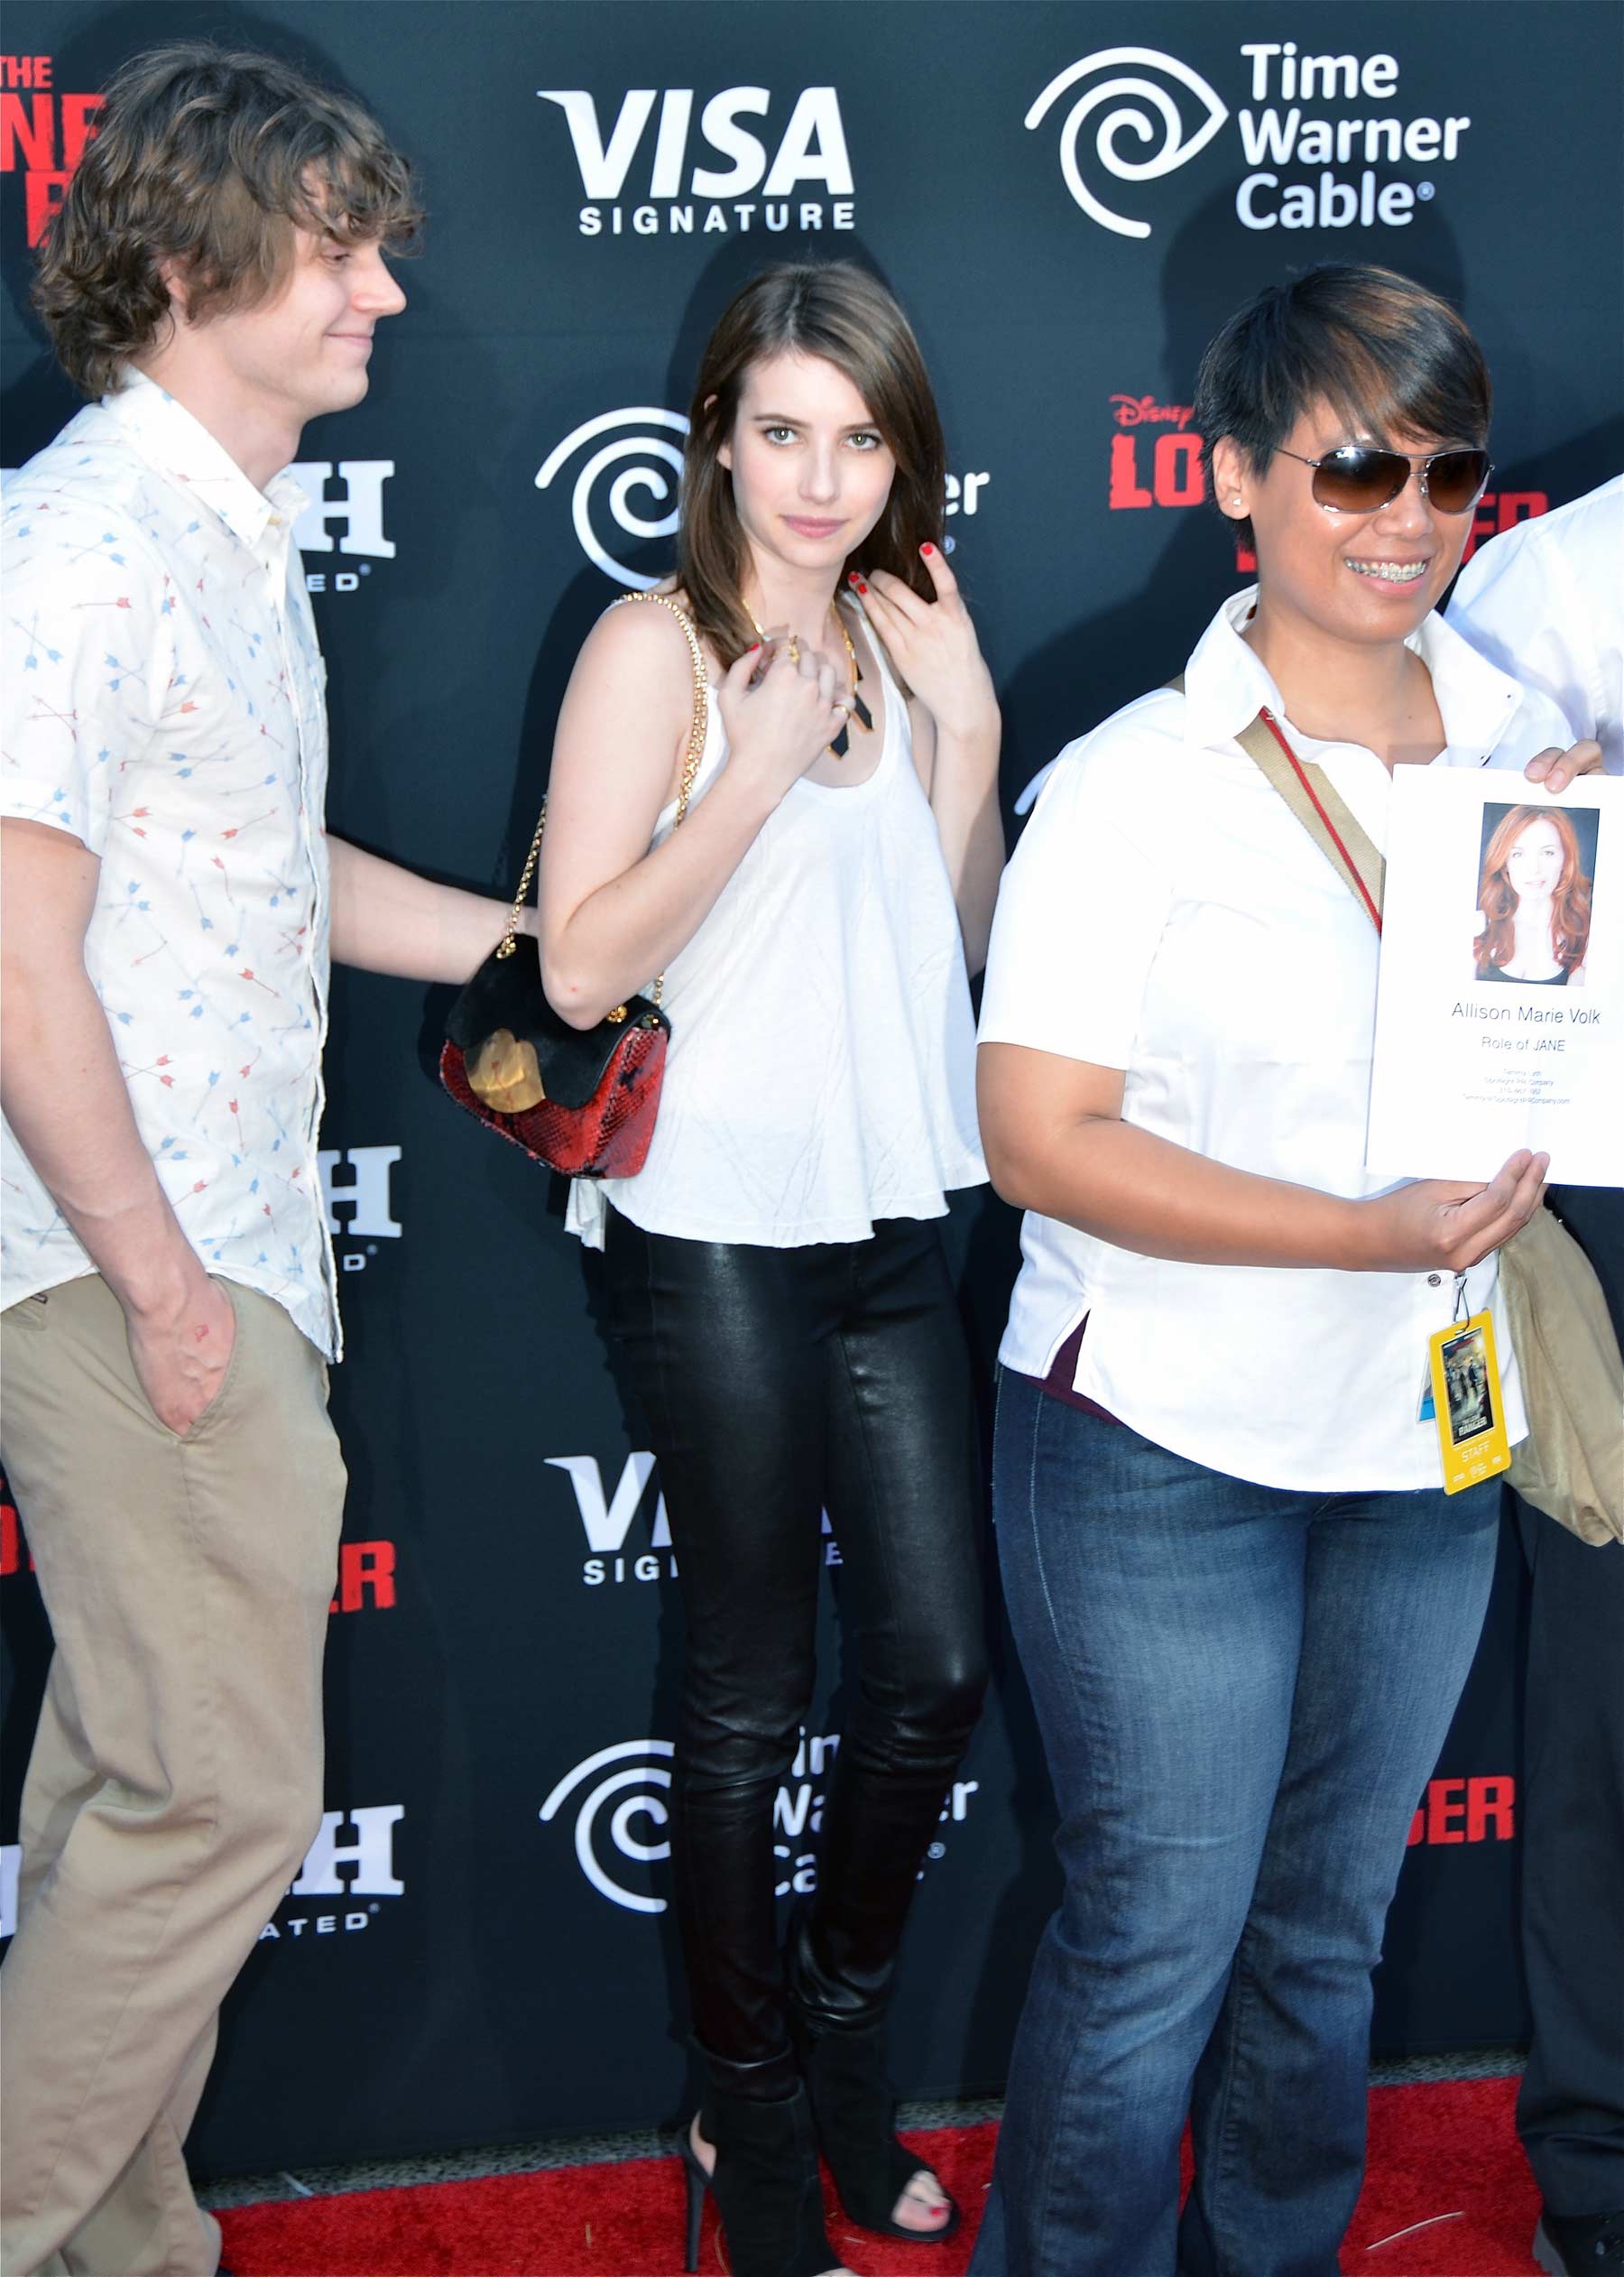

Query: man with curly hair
left=0, top=44, right=522, bottom=2276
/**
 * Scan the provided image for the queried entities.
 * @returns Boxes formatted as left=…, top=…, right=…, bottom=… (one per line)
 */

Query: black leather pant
left=600, top=1210, right=987, bottom=2092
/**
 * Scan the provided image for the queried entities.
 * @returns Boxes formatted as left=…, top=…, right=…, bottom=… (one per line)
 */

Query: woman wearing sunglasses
left=970, top=264, right=1601, bottom=2277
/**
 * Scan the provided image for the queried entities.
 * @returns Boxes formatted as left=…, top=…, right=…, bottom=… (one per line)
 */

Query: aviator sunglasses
left=1273, top=443, right=1492, bottom=515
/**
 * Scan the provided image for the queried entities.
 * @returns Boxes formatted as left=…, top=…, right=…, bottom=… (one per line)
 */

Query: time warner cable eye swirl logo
left=539, top=1738, right=674, bottom=1913
left=535, top=407, right=690, bottom=588
left=1026, top=48, right=1229, bottom=238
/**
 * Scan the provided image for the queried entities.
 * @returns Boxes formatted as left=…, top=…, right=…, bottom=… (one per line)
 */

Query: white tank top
left=566, top=608, right=986, bottom=1250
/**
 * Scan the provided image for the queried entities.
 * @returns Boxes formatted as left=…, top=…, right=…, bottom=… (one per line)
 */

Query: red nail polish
left=846, top=570, right=860, bottom=585
left=920, top=541, right=934, bottom=556
left=856, top=579, right=868, bottom=594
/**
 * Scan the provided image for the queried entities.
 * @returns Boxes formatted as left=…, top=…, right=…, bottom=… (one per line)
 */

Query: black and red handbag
left=438, top=591, right=707, bottom=1178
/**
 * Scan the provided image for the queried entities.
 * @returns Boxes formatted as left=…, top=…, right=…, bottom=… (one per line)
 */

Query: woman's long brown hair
left=1475, top=804, right=1592, bottom=976
left=677, top=263, right=946, bottom=667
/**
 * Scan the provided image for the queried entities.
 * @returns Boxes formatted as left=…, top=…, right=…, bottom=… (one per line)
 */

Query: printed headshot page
left=1366, top=770, right=1621, bottom=1185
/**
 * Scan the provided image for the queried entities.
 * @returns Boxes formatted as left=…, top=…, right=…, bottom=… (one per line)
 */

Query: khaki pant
left=0, top=1275, right=346, bottom=2277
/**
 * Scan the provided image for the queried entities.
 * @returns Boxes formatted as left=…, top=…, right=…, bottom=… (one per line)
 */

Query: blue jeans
left=973, top=1371, right=1501, bottom=2277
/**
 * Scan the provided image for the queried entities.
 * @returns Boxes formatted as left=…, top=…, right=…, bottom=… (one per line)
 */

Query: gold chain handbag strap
left=494, top=592, right=711, bottom=1014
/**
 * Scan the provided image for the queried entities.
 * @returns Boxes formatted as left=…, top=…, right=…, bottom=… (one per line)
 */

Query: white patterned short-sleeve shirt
left=2, top=374, right=341, bottom=1357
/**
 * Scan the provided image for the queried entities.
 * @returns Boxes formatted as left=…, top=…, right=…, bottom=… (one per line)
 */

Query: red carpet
left=218, top=2074, right=1539, bottom=2275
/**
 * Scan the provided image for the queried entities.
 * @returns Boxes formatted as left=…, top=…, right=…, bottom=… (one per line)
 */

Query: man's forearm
left=328, top=836, right=534, bottom=983
left=1, top=959, right=204, bottom=1318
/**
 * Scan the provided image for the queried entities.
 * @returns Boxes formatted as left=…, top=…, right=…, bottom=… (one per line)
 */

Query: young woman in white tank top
left=539, top=264, right=1003, bottom=2277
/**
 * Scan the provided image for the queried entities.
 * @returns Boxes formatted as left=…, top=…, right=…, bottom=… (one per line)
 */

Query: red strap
left=1256, top=708, right=1383, bottom=934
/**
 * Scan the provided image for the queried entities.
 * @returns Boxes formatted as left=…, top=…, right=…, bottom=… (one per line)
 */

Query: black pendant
left=829, top=677, right=872, bottom=762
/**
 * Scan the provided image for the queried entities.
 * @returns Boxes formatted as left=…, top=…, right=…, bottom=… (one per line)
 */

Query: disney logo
left=1110, top=394, right=1195, bottom=429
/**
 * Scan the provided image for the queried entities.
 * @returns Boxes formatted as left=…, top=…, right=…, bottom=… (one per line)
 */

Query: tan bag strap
left=496, top=591, right=710, bottom=1009
left=1166, top=672, right=1385, bottom=930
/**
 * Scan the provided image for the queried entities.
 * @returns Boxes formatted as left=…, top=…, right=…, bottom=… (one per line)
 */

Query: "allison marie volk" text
left=1453, top=1004, right=1599, bottom=1023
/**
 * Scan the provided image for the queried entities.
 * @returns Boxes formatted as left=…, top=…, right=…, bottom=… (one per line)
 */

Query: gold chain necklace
left=745, top=602, right=874, bottom=760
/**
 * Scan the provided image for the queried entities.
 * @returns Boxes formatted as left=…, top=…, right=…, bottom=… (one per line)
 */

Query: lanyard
left=1255, top=707, right=1385, bottom=934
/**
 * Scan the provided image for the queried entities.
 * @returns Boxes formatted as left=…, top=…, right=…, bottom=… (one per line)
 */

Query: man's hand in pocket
left=125, top=1273, right=236, bottom=1435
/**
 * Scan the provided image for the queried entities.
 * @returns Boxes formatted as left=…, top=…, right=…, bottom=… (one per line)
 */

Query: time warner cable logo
left=539, top=1734, right=982, bottom=1915
left=536, top=409, right=688, bottom=588
left=537, top=412, right=993, bottom=589
left=1025, top=49, right=1228, bottom=238
left=1029, top=42, right=1472, bottom=236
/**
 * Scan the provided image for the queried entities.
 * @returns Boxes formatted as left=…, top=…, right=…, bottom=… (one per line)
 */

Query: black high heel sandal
left=679, top=2087, right=843, bottom=2277
left=789, top=2004, right=961, bottom=2247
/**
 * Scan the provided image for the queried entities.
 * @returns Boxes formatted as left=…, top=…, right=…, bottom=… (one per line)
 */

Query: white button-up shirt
left=2, top=375, right=340, bottom=1356
left=979, top=589, right=1574, bottom=1492
left=1449, top=473, right=1623, bottom=774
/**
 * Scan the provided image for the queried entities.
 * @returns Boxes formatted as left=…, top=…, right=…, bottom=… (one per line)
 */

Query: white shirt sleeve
left=1449, top=523, right=1599, bottom=754
left=1, top=508, right=172, bottom=855
left=978, top=717, right=1176, bottom=1071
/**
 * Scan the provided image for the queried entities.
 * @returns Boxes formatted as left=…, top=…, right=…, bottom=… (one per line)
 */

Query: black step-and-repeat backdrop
left=3, top=0, right=1620, bottom=2180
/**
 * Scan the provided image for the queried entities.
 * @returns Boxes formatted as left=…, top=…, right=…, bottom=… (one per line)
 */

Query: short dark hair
left=1193, top=264, right=1491, bottom=546
left=33, top=41, right=423, bottom=398
left=678, top=262, right=946, bottom=669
